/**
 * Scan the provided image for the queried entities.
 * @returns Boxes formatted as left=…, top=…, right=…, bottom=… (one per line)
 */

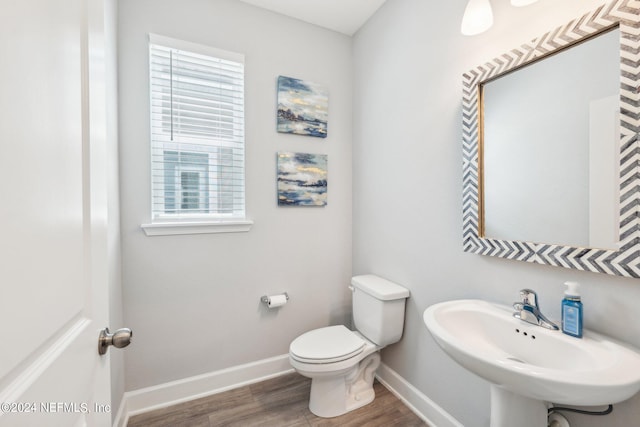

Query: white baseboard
left=376, top=363, right=463, bottom=427
left=112, top=397, right=129, bottom=427
left=112, top=356, right=461, bottom=427
left=112, top=354, right=293, bottom=427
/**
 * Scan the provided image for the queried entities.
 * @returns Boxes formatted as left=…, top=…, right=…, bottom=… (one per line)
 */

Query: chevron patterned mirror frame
left=462, top=0, right=640, bottom=277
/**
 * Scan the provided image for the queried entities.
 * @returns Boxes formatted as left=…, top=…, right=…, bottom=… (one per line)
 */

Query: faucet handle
left=519, top=289, right=538, bottom=307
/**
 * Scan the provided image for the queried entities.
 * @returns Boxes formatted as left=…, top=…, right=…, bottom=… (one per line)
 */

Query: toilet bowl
left=289, top=325, right=381, bottom=417
left=289, top=275, right=410, bottom=418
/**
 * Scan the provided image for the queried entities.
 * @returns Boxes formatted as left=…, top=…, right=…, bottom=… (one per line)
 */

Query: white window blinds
left=149, top=34, right=245, bottom=221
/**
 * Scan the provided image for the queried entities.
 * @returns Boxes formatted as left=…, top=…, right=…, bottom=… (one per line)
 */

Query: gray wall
left=117, top=0, right=640, bottom=425
left=353, top=0, right=640, bottom=426
left=118, top=0, right=353, bottom=390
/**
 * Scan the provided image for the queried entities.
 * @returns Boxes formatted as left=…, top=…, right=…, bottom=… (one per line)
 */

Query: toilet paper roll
left=267, top=294, right=287, bottom=308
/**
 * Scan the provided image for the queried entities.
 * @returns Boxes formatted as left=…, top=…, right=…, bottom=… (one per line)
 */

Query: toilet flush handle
left=348, top=285, right=355, bottom=293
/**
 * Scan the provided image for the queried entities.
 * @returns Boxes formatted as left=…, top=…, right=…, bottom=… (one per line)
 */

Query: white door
left=0, top=0, right=114, bottom=426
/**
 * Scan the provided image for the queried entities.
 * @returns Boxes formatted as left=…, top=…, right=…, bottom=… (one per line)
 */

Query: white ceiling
left=236, top=0, right=387, bottom=36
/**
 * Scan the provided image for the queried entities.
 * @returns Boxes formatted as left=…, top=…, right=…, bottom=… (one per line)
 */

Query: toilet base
left=308, top=353, right=381, bottom=418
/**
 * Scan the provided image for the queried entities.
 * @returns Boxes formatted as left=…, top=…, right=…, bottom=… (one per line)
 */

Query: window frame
left=141, top=34, right=252, bottom=236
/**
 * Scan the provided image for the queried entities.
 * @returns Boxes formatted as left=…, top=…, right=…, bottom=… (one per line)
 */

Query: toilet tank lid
left=351, top=275, right=410, bottom=300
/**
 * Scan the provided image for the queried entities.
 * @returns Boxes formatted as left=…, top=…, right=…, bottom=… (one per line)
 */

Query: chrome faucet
left=513, top=289, right=559, bottom=330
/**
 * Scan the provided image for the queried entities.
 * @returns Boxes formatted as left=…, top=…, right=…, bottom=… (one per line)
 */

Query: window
left=163, top=151, right=210, bottom=214
left=143, top=35, right=252, bottom=235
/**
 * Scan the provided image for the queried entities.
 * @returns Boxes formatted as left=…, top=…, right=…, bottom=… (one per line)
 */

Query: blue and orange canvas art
left=277, top=152, right=327, bottom=206
left=277, top=76, right=328, bottom=138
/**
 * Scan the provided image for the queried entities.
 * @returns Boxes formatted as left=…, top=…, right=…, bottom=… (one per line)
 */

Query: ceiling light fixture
left=461, top=0, right=540, bottom=36
left=511, top=0, right=539, bottom=6
left=461, top=0, right=494, bottom=36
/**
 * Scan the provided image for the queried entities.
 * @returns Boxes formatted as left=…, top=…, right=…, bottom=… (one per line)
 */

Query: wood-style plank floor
left=127, top=372, right=429, bottom=427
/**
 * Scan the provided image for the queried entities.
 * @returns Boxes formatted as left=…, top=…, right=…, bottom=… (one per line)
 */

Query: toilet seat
left=290, top=325, right=365, bottom=364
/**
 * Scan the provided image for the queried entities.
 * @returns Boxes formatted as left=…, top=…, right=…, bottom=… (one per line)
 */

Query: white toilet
left=289, top=274, right=410, bottom=418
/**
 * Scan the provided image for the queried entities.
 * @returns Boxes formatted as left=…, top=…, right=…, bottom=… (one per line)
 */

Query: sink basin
left=423, top=299, right=640, bottom=427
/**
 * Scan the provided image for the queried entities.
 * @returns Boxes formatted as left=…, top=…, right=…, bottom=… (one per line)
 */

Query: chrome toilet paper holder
left=261, top=292, right=289, bottom=305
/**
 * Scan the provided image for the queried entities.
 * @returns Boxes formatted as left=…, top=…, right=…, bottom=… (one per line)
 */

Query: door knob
left=98, top=327, right=132, bottom=355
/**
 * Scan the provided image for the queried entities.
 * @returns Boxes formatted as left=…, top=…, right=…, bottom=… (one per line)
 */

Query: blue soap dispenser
left=562, top=281, right=583, bottom=338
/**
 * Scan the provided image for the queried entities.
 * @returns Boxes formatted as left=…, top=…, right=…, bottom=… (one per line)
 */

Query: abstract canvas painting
left=277, top=152, right=328, bottom=206
left=277, top=76, right=328, bottom=138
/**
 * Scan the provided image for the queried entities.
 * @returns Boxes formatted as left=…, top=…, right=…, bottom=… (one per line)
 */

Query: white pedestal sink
left=423, top=299, right=640, bottom=427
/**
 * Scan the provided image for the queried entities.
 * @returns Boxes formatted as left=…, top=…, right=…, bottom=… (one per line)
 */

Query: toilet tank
left=351, top=275, right=410, bottom=347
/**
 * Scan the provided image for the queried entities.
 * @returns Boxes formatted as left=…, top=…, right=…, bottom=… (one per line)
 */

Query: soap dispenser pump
left=562, top=281, right=583, bottom=338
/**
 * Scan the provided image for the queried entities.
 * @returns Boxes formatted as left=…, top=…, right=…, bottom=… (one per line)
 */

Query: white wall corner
left=376, top=363, right=464, bottom=427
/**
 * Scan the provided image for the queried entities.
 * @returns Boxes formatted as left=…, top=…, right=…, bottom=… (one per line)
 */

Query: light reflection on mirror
left=481, top=27, right=620, bottom=249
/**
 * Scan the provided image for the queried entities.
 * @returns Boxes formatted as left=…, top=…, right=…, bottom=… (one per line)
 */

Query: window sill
left=141, top=219, right=253, bottom=236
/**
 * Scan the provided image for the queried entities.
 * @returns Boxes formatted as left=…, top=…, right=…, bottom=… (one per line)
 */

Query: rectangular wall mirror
left=462, top=0, right=640, bottom=277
